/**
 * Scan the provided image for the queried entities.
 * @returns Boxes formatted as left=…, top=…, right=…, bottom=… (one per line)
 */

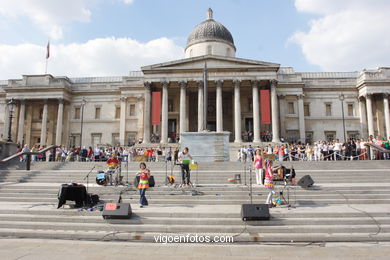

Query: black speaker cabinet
left=298, top=175, right=314, bottom=188
left=241, top=204, right=270, bottom=221
left=102, top=203, right=132, bottom=219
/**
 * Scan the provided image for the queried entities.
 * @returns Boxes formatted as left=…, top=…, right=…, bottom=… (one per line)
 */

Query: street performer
left=106, top=153, right=119, bottom=185
left=178, top=147, right=193, bottom=187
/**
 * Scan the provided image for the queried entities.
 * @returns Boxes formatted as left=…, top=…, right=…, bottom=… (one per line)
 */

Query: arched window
left=226, top=48, right=231, bottom=56
left=189, top=49, right=193, bottom=57
left=207, top=45, right=212, bottom=55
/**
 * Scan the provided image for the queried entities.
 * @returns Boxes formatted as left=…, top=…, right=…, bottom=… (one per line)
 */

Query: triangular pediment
left=141, top=55, right=280, bottom=74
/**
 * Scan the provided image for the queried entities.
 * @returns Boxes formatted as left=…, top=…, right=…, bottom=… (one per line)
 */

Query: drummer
left=106, top=153, right=119, bottom=185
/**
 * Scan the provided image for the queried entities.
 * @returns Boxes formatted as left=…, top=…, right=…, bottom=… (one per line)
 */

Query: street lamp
left=339, top=94, right=346, bottom=143
left=79, top=97, right=86, bottom=148
left=7, top=98, right=16, bottom=142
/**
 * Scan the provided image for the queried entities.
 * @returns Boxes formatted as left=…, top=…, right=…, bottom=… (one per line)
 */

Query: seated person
left=106, top=153, right=119, bottom=170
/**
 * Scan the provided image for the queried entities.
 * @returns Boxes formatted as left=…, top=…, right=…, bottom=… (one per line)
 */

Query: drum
left=96, top=171, right=107, bottom=185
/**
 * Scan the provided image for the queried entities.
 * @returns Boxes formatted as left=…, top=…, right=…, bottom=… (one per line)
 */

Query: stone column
left=25, top=104, right=32, bottom=146
left=252, top=80, right=260, bottom=142
left=119, top=96, right=127, bottom=146
left=383, top=93, right=390, bottom=138
left=40, top=100, right=48, bottom=146
left=160, top=81, right=169, bottom=143
left=55, top=99, right=64, bottom=146
left=278, top=95, right=286, bottom=138
left=143, top=82, right=151, bottom=143
left=17, top=100, right=26, bottom=145
left=358, top=97, right=368, bottom=139
left=197, top=80, right=204, bottom=132
left=297, top=94, right=306, bottom=144
left=216, top=80, right=223, bottom=132
left=366, top=94, right=375, bottom=137
left=233, top=80, right=242, bottom=143
left=271, top=80, right=280, bottom=142
left=179, top=81, right=187, bottom=135
left=137, top=97, right=144, bottom=142
left=3, top=103, right=9, bottom=141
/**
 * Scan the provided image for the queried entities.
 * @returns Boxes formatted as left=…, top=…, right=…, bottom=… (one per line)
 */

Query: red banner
left=152, top=91, right=161, bottom=125
left=260, top=90, right=271, bottom=124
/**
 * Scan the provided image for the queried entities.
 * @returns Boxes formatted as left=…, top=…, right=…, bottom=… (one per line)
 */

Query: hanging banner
left=152, top=91, right=161, bottom=125
left=260, top=89, right=271, bottom=124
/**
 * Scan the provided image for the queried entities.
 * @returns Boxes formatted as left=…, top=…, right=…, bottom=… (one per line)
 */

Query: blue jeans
left=139, top=188, right=148, bottom=206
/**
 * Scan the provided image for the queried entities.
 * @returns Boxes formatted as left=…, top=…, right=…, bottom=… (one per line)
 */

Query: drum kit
left=95, top=168, right=123, bottom=186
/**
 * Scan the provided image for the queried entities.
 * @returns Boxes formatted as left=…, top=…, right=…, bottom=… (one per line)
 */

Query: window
left=347, top=131, right=359, bottom=140
left=129, top=104, right=136, bottom=116
left=287, top=102, right=295, bottom=114
left=189, top=49, right=193, bottom=57
left=207, top=45, right=212, bottom=55
left=115, top=106, right=120, bottom=119
left=324, top=131, right=336, bottom=142
left=168, top=99, right=174, bottom=112
left=74, top=107, right=80, bottom=119
left=325, top=103, right=332, bottom=116
left=91, top=134, right=102, bottom=146
left=347, top=103, right=354, bottom=116
left=226, top=48, right=231, bottom=56
left=95, top=107, right=101, bottom=119
left=112, top=133, right=120, bottom=146
left=248, top=98, right=253, bottom=111
left=304, top=103, right=310, bottom=116
left=305, top=131, right=313, bottom=144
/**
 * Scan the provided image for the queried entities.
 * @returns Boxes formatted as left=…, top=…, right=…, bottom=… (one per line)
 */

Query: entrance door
left=168, top=119, right=177, bottom=142
left=245, top=118, right=253, bottom=132
left=207, top=121, right=216, bottom=131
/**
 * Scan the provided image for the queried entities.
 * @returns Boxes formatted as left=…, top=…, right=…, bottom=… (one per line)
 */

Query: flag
left=46, top=41, right=50, bottom=59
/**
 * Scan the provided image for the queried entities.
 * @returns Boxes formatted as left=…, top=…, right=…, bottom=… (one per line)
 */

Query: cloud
left=291, top=0, right=390, bottom=71
left=0, top=0, right=92, bottom=40
left=0, top=37, right=184, bottom=79
left=123, top=0, right=134, bottom=4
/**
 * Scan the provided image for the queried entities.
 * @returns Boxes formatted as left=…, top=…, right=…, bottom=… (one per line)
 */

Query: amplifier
left=241, top=204, right=270, bottom=221
left=298, top=175, right=314, bottom=188
left=102, top=203, right=132, bottom=219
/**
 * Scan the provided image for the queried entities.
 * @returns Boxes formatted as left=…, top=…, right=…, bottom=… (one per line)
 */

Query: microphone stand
left=249, top=162, right=253, bottom=204
left=83, top=166, right=95, bottom=194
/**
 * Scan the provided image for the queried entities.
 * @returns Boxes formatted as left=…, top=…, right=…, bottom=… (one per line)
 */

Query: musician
left=264, top=159, right=275, bottom=207
left=254, top=149, right=264, bottom=185
left=106, top=153, right=119, bottom=185
left=136, top=162, right=150, bottom=208
left=178, top=147, right=193, bottom=186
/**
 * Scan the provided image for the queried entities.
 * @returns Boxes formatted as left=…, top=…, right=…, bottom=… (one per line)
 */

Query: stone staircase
left=0, top=160, right=390, bottom=243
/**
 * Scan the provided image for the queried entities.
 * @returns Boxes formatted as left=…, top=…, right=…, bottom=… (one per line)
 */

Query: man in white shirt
left=178, top=147, right=193, bottom=186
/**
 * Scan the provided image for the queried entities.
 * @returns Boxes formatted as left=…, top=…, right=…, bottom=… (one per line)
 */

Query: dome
left=185, top=9, right=235, bottom=51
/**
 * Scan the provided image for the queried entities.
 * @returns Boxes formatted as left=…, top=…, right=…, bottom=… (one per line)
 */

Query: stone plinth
left=0, top=141, right=18, bottom=161
left=180, top=132, right=230, bottom=162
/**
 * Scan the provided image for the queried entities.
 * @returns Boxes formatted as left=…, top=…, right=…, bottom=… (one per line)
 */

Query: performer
left=254, top=149, right=264, bottom=185
left=264, top=159, right=275, bottom=207
left=136, top=162, right=150, bottom=208
left=178, top=147, right=193, bottom=186
left=106, top=153, right=119, bottom=185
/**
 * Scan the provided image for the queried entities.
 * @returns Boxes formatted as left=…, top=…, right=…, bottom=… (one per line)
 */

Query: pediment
left=141, top=55, right=280, bottom=74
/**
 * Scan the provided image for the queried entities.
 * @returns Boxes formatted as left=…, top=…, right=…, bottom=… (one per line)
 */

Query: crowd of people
left=15, top=144, right=180, bottom=163
left=238, top=136, right=390, bottom=162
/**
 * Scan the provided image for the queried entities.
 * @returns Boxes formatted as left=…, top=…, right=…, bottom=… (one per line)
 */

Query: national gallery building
left=1, top=9, right=390, bottom=148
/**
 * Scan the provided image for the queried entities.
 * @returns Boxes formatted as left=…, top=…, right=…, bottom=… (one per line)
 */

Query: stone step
left=0, top=228, right=389, bottom=242
left=0, top=214, right=389, bottom=226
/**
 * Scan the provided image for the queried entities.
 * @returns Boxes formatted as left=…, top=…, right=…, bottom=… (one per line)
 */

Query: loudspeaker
left=241, top=204, right=270, bottom=221
left=298, top=175, right=314, bottom=188
left=102, top=203, right=132, bottom=219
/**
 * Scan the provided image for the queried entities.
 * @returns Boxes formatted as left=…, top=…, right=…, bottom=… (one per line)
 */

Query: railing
left=0, top=145, right=58, bottom=171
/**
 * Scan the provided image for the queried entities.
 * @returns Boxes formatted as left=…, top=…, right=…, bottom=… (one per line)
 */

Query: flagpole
left=45, top=58, right=48, bottom=74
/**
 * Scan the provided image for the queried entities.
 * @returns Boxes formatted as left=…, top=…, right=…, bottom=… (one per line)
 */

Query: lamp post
left=79, top=97, right=86, bottom=148
left=7, top=98, right=17, bottom=142
left=339, top=94, right=346, bottom=143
